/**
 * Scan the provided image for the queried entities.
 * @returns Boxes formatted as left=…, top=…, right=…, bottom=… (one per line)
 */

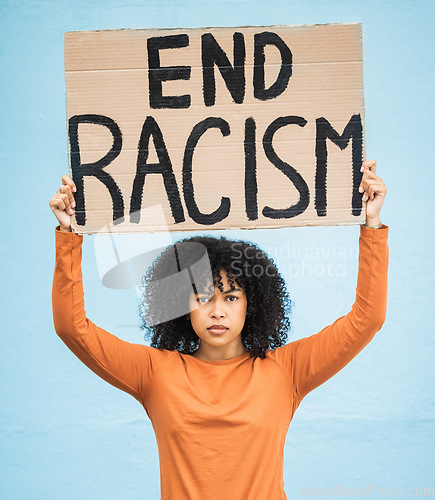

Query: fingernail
left=68, top=209, right=74, bottom=215
left=72, top=187, right=77, bottom=192
left=360, top=166, right=364, bottom=172
left=71, top=201, right=76, bottom=208
left=359, top=186, right=363, bottom=193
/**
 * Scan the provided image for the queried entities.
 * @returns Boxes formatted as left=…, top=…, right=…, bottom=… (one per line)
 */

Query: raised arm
left=49, top=176, right=173, bottom=403
left=291, top=223, right=388, bottom=400
left=269, top=160, right=388, bottom=401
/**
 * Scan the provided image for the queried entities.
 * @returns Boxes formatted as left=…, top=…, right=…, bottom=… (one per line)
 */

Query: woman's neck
left=192, top=343, right=248, bottom=361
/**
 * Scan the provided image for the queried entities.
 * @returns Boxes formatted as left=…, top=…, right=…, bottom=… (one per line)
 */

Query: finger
left=359, top=172, right=381, bottom=192
left=59, top=184, right=76, bottom=209
left=367, top=182, right=387, bottom=201
left=56, top=193, right=74, bottom=215
left=361, top=159, right=377, bottom=175
left=62, top=174, right=76, bottom=193
left=49, top=196, right=66, bottom=212
left=361, top=178, right=384, bottom=190
left=361, top=189, right=378, bottom=202
left=360, top=179, right=380, bottom=198
left=361, top=181, right=386, bottom=201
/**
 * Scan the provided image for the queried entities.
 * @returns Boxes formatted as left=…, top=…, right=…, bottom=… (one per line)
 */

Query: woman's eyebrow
left=195, top=287, right=242, bottom=296
left=222, top=288, right=242, bottom=294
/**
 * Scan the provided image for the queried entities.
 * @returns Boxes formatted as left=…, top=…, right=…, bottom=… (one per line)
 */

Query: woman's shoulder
left=141, top=345, right=180, bottom=364
left=265, top=342, right=296, bottom=363
left=265, top=338, right=313, bottom=371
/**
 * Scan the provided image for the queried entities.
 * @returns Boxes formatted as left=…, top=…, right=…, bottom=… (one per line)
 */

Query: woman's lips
left=207, top=326, right=228, bottom=335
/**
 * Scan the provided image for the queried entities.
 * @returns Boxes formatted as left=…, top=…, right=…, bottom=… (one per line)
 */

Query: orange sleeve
left=269, top=224, right=389, bottom=401
left=51, top=226, right=174, bottom=403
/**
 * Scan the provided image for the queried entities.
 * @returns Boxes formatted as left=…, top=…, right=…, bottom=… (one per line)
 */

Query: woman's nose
left=210, top=298, right=225, bottom=317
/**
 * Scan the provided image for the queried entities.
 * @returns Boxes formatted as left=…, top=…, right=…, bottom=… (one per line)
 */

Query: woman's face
left=188, top=269, right=248, bottom=355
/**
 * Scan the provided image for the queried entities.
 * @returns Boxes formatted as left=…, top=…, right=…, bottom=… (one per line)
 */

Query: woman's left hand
left=359, top=160, right=387, bottom=226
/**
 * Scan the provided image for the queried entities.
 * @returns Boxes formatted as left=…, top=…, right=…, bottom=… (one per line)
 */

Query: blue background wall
left=1, top=0, right=434, bottom=498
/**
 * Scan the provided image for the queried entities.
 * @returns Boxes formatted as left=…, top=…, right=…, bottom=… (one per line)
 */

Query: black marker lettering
left=253, top=32, right=292, bottom=101
left=148, top=35, right=191, bottom=109
left=315, top=114, right=363, bottom=217
left=244, top=117, right=258, bottom=220
left=202, top=32, right=246, bottom=107
left=130, top=116, right=185, bottom=224
left=262, top=116, right=309, bottom=219
left=183, top=117, right=231, bottom=225
left=68, top=114, right=124, bottom=226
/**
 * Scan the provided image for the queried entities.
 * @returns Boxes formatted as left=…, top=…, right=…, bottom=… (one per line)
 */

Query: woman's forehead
left=194, top=269, right=241, bottom=294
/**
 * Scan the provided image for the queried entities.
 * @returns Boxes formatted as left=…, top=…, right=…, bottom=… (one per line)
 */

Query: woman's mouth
left=207, top=325, right=228, bottom=335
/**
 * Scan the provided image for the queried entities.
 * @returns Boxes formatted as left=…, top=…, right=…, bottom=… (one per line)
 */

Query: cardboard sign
left=64, top=23, right=366, bottom=234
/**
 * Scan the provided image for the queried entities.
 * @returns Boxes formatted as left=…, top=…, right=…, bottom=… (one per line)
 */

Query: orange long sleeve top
left=52, top=225, right=388, bottom=500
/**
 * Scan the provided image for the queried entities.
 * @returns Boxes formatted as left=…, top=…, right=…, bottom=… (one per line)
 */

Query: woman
left=49, top=160, right=388, bottom=499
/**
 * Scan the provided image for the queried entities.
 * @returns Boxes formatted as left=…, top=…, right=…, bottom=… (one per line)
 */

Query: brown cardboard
left=64, top=23, right=366, bottom=234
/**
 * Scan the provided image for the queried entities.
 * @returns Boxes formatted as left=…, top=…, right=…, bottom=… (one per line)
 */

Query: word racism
left=68, top=30, right=364, bottom=227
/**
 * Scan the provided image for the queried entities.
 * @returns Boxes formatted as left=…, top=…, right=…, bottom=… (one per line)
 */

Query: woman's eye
left=226, top=295, right=238, bottom=302
left=197, top=297, right=211, bottom=304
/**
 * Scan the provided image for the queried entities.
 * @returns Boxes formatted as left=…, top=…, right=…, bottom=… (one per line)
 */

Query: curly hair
left=139, top=235, right=291, bottom=359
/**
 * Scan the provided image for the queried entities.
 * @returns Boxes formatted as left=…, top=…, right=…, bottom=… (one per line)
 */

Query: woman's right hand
left=49, top=175, right=76, bottom=232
